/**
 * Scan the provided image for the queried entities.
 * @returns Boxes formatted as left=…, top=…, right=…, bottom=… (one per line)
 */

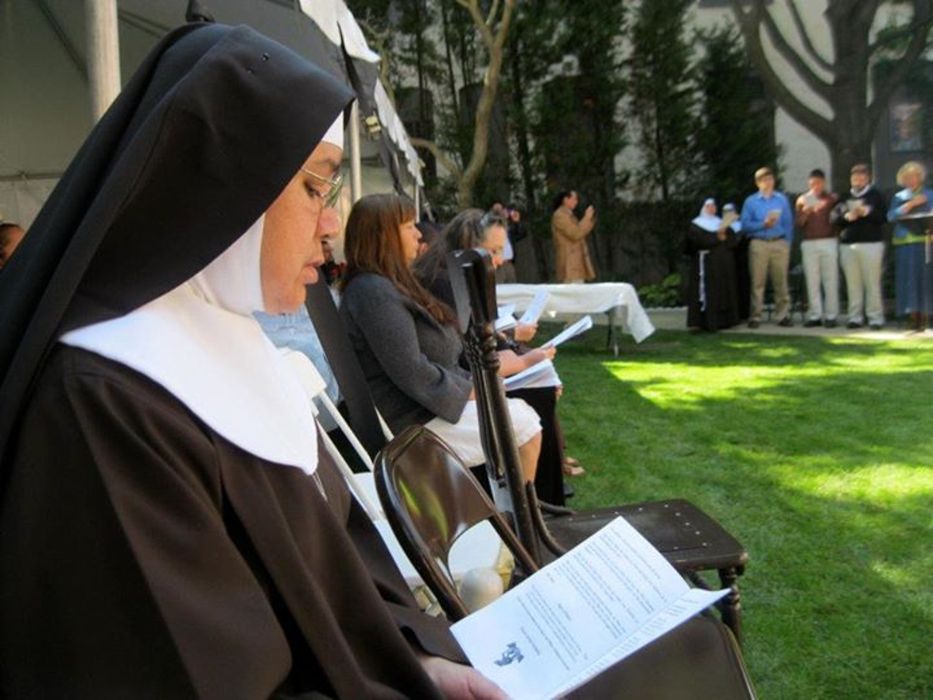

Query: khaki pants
left=749, top=238, right=790, bottom=322
left=839, top=242, right=885, bottom=325
left=801, top=238, right=840, bottom=321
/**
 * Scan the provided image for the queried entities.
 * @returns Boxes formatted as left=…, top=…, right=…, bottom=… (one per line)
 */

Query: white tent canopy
left=0, top=0, right=424, bottom=228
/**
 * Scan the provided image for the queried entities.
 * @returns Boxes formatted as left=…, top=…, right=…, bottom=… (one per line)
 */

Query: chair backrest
left=303, top=279, right=388, bottom=457
left=375, top=424, right=539, bottom=621
left=446, top=249, right=540, bottom=561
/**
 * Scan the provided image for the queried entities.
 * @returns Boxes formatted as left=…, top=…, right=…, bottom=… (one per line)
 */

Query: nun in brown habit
left=0, top=23, right=504, bottom=700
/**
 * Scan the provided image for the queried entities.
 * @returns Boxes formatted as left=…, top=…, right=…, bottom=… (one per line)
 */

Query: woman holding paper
left=415, top=208, right=579, bottom=502
left=339, top=194, right=542, bottom=484
left=888, top=161, right=932, bottom=331
left=0, top=25, right=502, bottom=698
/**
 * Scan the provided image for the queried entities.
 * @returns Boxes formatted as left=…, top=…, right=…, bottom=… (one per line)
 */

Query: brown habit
left=0, top=346, right=462, bottom=698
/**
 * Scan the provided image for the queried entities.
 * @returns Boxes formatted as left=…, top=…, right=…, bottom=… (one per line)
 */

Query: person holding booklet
left=415, top=208, right=577, bottom=503
left=830, top=163, right=888, bottom=329
left=684, top=198, right=740, bottom=332
left=887, top=161, right=932, bottom=331
left=339, top=194, right=544, bottom=485
left=740, top=166, right=794, bottom=328
left=0, top=25, right=504, bottom=698
left=795, top=168, right=840, bottom=328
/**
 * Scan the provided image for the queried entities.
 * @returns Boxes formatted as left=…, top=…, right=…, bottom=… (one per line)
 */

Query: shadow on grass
left=552, top=334, right=933, bottom=699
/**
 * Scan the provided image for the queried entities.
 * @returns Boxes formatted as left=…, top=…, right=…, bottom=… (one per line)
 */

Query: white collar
left=60, top=216, right=319, bottom=474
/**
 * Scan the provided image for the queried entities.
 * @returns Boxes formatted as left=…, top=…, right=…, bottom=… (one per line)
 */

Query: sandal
left=562, top=457, right=585, bottom=477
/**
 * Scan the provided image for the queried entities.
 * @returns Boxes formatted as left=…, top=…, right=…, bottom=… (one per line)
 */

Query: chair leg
left=717, top=566, right=744, bottom=645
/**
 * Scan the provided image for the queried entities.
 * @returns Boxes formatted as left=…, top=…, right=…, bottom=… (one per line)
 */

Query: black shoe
left=747, top=320, right=760, bottom=329
left=563, top=483, right=575, bottom=500
left=846, top=320, right=862, bottom=329
left=803, top=319, right=822, bottom=328
left=869, top=323, right=883, bottom=331
left=778, top=317, right=794, bottom=327
left=824, top=319, right=837, bottom=329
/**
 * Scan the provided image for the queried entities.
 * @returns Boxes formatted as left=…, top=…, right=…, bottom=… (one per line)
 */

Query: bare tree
left=731, top=0, right=932, bottom=190
left=409, top=0, right=516, bottom=207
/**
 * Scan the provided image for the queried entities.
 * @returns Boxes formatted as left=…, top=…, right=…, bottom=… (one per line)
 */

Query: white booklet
left=503, top=359, right=560, bottom=390
left=451, top=517, right=729, bottom=700
left=518, top=290, right=551, bottom=325
left=495, top=304, right=517, bottom=332
left=541, top=315, right=593, bottom=349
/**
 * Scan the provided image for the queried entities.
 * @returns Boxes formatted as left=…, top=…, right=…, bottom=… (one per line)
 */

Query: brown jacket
left=551, top=206, right=596, bottom=282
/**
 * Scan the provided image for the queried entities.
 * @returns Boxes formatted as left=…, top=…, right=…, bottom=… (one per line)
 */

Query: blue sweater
left=740, top=190, right=794, bottom=243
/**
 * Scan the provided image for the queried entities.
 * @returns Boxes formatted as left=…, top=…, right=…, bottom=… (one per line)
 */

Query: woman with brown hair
left=339, top=194, right=542, bottom=483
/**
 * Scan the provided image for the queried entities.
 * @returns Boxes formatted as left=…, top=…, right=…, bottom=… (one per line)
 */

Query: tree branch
left=786, top=0, right=833, bottom=72
left=868, top=0, right=933, bottom=125
left=410, top=137, right=462, bottom=179
left=760, top=2, right=833, bottom=96
left=731, top=0, right=833, bottom=141
left=457, top=0, right=495, bottom=50
left=486, top=0, right=501, bottom=28
left=867, top=3, right=933, bottom=55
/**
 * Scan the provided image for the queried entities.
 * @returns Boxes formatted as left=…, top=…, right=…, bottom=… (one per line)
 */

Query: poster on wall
left=889, top=101, right=923, bottom=152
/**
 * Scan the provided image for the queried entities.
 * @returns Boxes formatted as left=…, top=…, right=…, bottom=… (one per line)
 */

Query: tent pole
left=414, top=184, right=420, bottom=222
left=84, top=0, right=121, bottom=121
left=349, top=101, right=363, bottom=203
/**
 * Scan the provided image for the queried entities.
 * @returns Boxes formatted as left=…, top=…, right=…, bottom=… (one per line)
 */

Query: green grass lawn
left=548, top=328, right=932, bottom=699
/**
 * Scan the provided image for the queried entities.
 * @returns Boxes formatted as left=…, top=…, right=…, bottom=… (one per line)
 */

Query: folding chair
left=279, top=348, right=504, bottom=593
left=375, top=424, right=756, bottom=699
left=446, top=249, right=749, bottom=641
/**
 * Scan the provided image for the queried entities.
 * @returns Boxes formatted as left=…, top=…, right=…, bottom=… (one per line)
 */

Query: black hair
left=809, top=169, right=826, bottom=179
left=552, top=190, right=573, bottom=212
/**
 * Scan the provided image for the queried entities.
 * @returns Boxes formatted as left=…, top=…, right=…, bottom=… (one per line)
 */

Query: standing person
left=723, top=203, right=750, bottom=321
left=684, top=198, right=740, bottom=332
left=740, top=167, right=794, bottom=328
left=0, top=24, right=504, bottom=699
left=888, top=161, right=932, bottom=331
left=0, top=222, right=25, bottom=270
left=339, top=194, right=543, bottom=486
left=831, top=163, right=889, bottom=330
left=551, top=189, right=596, bottom=283
left=795, top=168, right=840, bottom=327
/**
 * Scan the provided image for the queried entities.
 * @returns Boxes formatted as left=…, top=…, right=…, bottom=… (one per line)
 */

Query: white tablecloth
left=496, top=283, right=655, bottom=343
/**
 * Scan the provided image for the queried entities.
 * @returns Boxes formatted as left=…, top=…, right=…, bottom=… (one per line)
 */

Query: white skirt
left=425, top=398, right=541, bottom=467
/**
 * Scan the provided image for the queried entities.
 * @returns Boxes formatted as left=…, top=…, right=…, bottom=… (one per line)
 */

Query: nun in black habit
left=0, top=23, right=504, bottom=700
left=684, top=198, right=741, bottom=332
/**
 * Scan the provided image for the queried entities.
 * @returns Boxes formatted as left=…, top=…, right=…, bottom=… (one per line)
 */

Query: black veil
left=0, top=23, right=354, bottom=472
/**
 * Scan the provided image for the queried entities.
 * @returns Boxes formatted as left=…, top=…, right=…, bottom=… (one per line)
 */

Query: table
left=496, top=282, right=656, bottom=355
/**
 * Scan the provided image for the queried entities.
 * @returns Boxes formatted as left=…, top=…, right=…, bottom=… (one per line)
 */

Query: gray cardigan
left=339, top=272, right=472, bottom=433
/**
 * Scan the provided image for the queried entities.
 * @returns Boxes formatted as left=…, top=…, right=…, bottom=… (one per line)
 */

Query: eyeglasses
left=300, top=167, right=344, bottom=209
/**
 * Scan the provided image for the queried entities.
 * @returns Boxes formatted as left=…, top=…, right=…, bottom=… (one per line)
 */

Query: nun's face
left=703, top=202, right=717, bottom=217
left=261, top=142, right=342, bottom=313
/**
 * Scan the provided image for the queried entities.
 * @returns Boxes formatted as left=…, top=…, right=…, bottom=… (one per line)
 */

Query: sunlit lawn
left=549, top=328, right=932, bottom=699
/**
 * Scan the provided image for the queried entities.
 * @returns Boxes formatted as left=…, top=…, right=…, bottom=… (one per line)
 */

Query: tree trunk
left=732, top=0, right=930, bottom=189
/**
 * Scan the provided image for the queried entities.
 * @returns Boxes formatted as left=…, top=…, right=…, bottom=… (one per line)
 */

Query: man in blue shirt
left=740, top=166, right=795, bottom=328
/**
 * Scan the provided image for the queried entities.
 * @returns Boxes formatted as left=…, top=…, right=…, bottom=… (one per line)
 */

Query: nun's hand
left=419, top=656, right=509, bottom=699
